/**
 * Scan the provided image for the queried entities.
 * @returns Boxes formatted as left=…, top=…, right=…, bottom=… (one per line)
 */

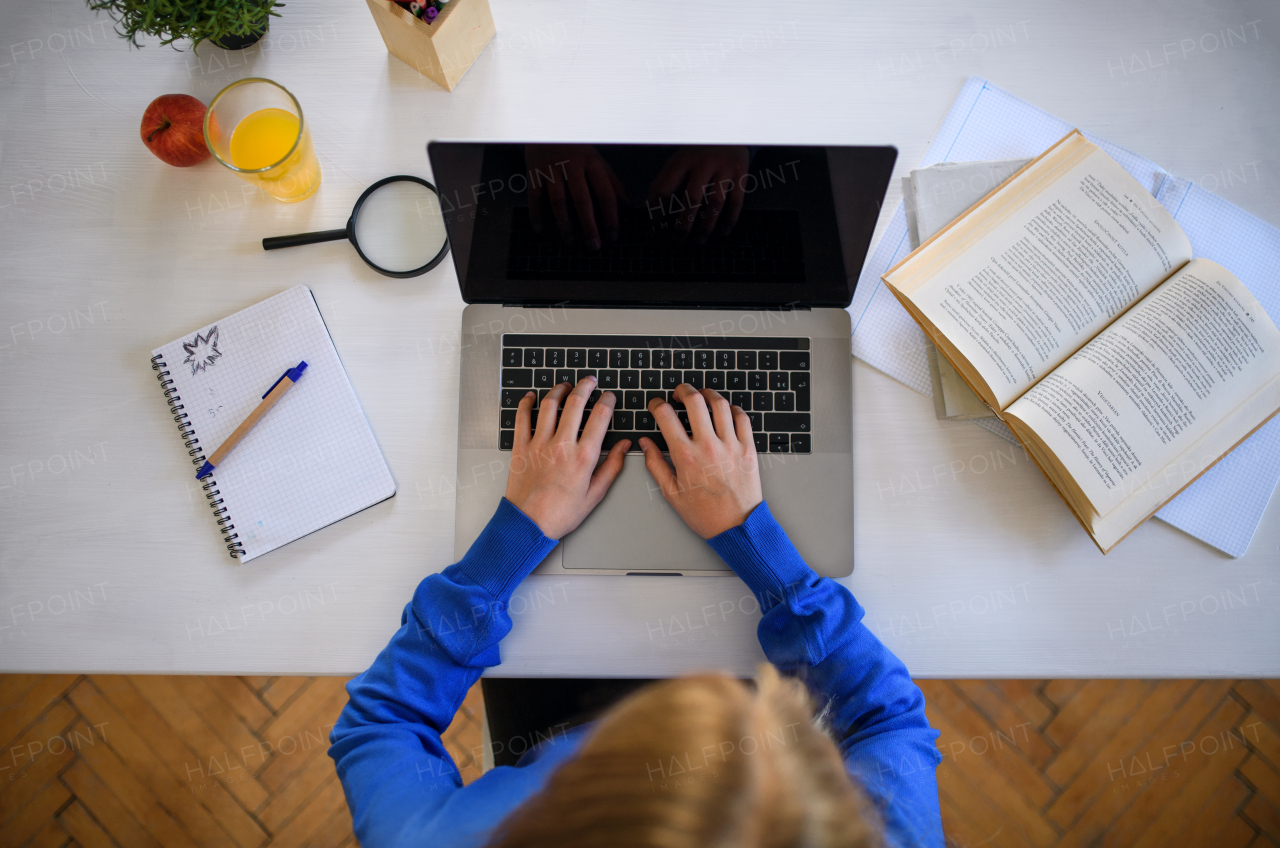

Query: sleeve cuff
left=447, top=498, right=558, bottom=601
left=705, top=502, right=816, bottom=610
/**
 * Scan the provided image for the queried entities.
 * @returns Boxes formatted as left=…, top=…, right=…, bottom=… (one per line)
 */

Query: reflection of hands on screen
left=524, top=144, right=628, bottom=250
left=648, top=146, right=750, bottom=243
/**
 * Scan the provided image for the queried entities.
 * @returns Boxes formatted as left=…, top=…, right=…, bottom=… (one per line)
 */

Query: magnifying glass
left=263, top=175, right=450, bottom=278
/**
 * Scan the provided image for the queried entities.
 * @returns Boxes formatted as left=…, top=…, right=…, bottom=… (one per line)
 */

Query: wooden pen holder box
left=364, top=0, right=496, bottom=91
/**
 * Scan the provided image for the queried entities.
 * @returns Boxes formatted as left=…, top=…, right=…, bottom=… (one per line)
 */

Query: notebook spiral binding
left=151, top=353, right=245, bottom=559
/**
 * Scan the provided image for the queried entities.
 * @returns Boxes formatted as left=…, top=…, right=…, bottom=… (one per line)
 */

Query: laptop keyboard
left=498, top=335, right=811, bottom=454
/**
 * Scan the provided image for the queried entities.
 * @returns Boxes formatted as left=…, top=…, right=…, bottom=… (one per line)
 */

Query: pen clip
left=262, top=361, right=308, bottom=399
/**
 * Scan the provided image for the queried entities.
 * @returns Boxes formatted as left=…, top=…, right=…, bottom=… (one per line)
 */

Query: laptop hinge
left=500, top=302, right=812, bottom=311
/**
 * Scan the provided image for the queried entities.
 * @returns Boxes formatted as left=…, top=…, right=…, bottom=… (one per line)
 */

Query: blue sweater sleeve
left=707, top=502, right=944, bottom=848
left=328, top=498, right=557, bottom=848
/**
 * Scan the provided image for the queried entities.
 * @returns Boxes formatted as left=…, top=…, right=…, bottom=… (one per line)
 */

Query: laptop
left=428, top=143, right=896, bottom=577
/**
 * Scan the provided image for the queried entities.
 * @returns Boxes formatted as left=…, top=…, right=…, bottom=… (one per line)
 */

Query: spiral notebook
left=151, top=286, right=396, bottom=562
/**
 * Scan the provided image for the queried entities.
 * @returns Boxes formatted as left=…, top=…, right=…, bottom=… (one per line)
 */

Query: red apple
left=141, top=94, right=211, bottom=167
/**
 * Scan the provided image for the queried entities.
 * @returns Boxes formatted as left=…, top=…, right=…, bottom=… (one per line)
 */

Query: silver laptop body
left=452, top=305, right=853, bottom=576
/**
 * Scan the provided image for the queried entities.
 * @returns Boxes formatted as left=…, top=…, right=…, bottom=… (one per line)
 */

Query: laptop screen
left=427, top=143, right=896, bottom=308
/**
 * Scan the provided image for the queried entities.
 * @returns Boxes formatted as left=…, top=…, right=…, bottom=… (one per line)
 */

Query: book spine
left=151, top=354, right=245, bottom=559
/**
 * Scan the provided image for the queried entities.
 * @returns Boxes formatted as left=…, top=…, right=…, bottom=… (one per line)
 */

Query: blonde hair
left=485, top=664, right=883, bottom=848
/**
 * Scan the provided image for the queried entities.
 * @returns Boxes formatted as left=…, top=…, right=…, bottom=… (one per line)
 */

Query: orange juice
left=228, top=107, right=320, bottom=202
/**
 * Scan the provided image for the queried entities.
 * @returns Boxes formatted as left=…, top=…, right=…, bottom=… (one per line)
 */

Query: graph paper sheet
left=153, top=286, right=396, bottom=563
left=850, top=77, right=1280, bottom=556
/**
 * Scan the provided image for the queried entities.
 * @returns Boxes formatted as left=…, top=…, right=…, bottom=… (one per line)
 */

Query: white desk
left=1, top=0, right=1277, bottom=677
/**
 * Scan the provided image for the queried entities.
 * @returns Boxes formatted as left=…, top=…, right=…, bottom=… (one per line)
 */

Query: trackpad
left=562, top=455, right=730, bottom=572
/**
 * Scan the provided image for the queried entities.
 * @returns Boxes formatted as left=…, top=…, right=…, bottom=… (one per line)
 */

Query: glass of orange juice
left=204, top=78, right=321, bottom=203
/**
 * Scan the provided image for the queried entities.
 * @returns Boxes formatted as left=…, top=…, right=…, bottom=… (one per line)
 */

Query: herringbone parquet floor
left=1, top=675, right=1277, bottom=847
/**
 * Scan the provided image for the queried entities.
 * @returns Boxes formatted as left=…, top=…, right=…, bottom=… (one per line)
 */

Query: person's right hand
left=524, top=144, right=627, bottom=251
left=638, top=384, right=762, bottom=539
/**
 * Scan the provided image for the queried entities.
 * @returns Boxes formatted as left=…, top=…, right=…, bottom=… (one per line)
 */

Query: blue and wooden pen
left=196, top=361, right=308, bottom=480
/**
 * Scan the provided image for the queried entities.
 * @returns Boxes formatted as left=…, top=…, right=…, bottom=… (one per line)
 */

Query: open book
left=883, top=130, right=1280, bottom=553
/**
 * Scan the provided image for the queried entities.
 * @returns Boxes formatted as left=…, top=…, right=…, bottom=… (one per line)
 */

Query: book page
left=1006, top=259, right=1280, bottom=515
left=890, top=133, right=1192, bottom=409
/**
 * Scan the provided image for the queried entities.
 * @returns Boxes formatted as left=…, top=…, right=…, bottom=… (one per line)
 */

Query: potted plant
left=86, top=0, right=284, bottom=50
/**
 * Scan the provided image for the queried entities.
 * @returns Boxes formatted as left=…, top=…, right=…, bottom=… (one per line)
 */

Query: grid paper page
left=849, top=77, right=1280, bottom=556
left=152, top=286, right=396, bottom=563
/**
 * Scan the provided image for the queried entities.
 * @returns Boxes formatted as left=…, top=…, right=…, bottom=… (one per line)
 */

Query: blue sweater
left=329, top=500, right=943, bottom=848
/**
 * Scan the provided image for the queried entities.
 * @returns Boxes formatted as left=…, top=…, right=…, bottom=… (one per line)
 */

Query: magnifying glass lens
left=352, top=180, right=447, bottom=274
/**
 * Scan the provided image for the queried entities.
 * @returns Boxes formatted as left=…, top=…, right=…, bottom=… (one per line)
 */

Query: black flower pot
left=212, top=26, right=266, bottom=50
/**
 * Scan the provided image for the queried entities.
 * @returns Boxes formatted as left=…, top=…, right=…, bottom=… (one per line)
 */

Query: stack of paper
left=850, top=78, right=1280, bottom=557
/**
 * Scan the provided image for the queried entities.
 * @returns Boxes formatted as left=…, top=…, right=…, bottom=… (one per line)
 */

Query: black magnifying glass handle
left=262, top=228, right=349, bottom=250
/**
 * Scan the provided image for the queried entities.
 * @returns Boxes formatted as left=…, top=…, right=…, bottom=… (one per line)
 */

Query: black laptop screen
left=427, top=143, right=896, bottom=308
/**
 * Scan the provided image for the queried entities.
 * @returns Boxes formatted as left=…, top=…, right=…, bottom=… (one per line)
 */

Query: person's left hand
left=504, top=377, right=630, bottom=539
left=647, top=146, right=750, bottom=243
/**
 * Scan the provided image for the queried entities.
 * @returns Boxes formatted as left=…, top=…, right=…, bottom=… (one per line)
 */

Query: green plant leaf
left=85, top=0, right=284, bottom=50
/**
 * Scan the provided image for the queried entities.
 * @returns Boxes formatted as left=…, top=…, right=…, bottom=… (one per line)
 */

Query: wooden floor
left=1, top=676, right=1277, bottom=847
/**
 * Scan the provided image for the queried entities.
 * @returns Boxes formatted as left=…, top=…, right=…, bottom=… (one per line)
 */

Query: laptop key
left=500, top=409, right=517, bottom=429
left=576, top=368, right=598, bottom=382
left=759, top=351, right=778, bottom=370
left=630, top=350, right=650, bottom=369
left=662, top=370, right=682, bottom=389
left=568, top=348, right=586, bottom=368
left=610, top=350, right=629, bottom=368
left=612, top=410, right=634, bottom=430
left=717, top=351, right=734, bottom=369
left=588, top=349, right=607, bottom=368
left=727, top=371, right=746, bottom=390
left=780, top=351, right=809, bottom=370
left=546, top=349, right=565, bottom=368
left=501, top=389, right=525, bottom=408
left=731, top=391, right=752, bottom=409
left=769, top=433, right=790, bottom=453
left=764, top=412, right=810, bottom=431
left=625, top=390, right=645, bottom=409
left=683, top=371, right=703, bottom=389
left=646, top=390, right=667, bottom=406
left=790, top=434, right=811, bottom=454
left=499, top=430, right=515, bottom=450
left=747, top=412, right=763, bottom=431
left=534, top=369, right=554, bottom=388
left=556, top=369, right=575, bottom=385
left=752, top=432, right=768, bottom=452
left=598, top=370, right=619, bottom=389
left=502, top=369, right=533, bottom=388
left=653, top=350, right=671, bottom=369
left=752, top=392, right=772, bottom=411
left=793, top=374, right=810, bottom=411
left=502, top=348, right=522, bottom=367
left=603, top=431, right=665, bottom=452
left=705, top=371, right=725, bottom=390
left=695, top=350, right=713, bottom=369
left=674, top=350, right=693, bottom=369
left=525, top=349, right=544, bottom=367
left=737, top=351, right=757, bottom=370
left=641, top=370, right=660, bottom=389
left=584, top=390, right=603, bottom=409
left=635, top=411, right=656, bottom=430
left=748, top=371, right=767, bottom=390
left=621, top=370, right=640, bottom=389
left=775, top=392, right=795, bottom=411
left=770, top=372, right=789, bottom=391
